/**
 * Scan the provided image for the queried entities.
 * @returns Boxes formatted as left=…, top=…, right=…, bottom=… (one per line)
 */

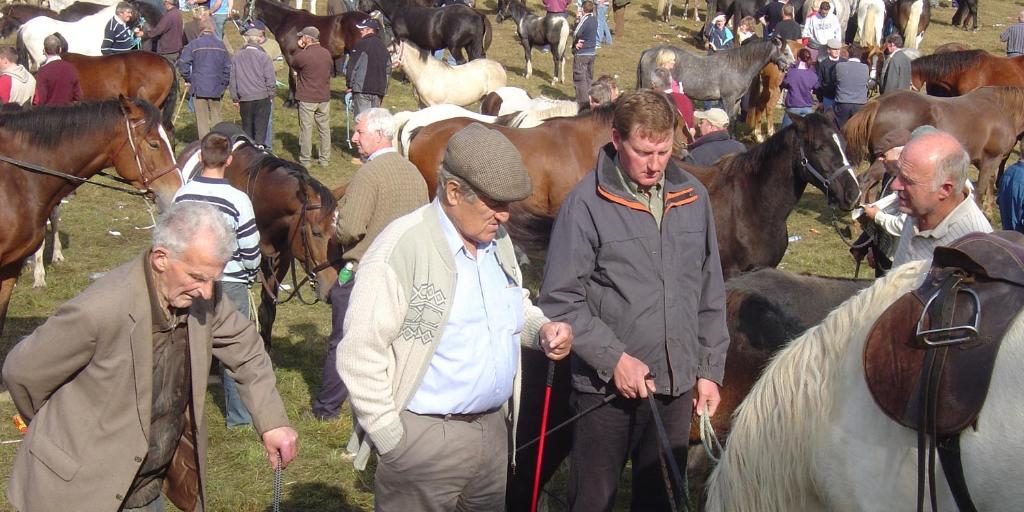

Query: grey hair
left=355, top=107, right=397, bottom=140
left=650, top=68, right=673, bottom=91
left=116, top=1, right=133, bottom=14
left=934, top=145, right=970, bottom=195
left=244, top=33, right=265, bottom=45
left=153, top=202, right=236, bottom=263
left=436, top=165, right=479, bottom=202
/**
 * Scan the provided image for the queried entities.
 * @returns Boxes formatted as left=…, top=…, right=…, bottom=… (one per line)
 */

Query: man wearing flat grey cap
left=339, top=123, right=574, bottom=510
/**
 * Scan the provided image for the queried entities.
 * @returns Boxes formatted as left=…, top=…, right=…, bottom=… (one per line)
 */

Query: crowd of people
left=1, top=0, right=1014, bottom=510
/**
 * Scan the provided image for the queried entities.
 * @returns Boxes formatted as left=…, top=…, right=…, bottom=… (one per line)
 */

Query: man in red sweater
left=0, top=46, right=35, bottom=105
left=33, top=35, right=82, bottom=106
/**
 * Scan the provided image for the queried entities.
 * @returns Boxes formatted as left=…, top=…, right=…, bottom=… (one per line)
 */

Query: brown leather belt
left=414, top=408, right=499, bottom=423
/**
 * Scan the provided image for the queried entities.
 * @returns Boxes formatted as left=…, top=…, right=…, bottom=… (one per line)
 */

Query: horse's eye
left=147, top=140, right=160, bottom=149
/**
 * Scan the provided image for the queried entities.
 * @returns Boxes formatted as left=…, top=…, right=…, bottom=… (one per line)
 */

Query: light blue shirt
left=406, top=200, right=524, bottom=415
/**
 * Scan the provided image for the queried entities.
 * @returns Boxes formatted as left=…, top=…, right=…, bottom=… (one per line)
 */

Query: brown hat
left=443, top=124, right=532, bottom=202
left=297, top=26, right=320, bottom=39
left=874, top=128, right=912, bottom=156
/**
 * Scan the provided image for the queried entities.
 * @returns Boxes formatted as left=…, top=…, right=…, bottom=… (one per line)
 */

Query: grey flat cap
left=443, top=123, right=532, bottom=202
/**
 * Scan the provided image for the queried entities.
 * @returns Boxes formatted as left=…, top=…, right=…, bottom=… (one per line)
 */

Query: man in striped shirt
left=173, top=132, right=262, bottom=428
left=890, top=130, right=992, bottom=267
left=1002, top=10, right=1024, bottom=57
left=101, top=2, right=141, bottom=55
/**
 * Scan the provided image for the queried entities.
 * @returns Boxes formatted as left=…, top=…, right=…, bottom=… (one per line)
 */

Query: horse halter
left=286, top=197, right=340, bottom=304
left=798, top=133, right=857, bottom=194
left=110, top=116, right=180, bottom=192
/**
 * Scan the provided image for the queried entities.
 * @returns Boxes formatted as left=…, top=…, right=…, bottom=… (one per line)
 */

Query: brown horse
left=61, top=51, right=177, bottom=134
left=177, top=124, right=339, bottom=347
left=253, top=0, right=369, bottom=107
left=509, top=268, right=869, bottom=511
left=843, top=86, right=1024, bottom=210
left=0, top=97, right=181, bottom=336
left=910, top=49, right=1024, bottom=97
left=745, top=39, right=804, bottom=143
left=407, top=103, right=617, bottom=257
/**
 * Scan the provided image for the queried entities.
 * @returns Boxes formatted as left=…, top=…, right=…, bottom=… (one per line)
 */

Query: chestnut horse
left=253, top=0, right=368, bottom=106
left=407, top=103, right=617, bottom=257
left=843, top=86, right=1024, bottom=210
left=0, top=97, right=181, bottom=337
left=177, top=124, right=339, bottom=347
left=745, top=39, right=804, bottom=142
left=509, top=269, right=869, bottom=511
left=62, top=51, right=177, bottom=134
left=910, top=49, right=1024, bottom=97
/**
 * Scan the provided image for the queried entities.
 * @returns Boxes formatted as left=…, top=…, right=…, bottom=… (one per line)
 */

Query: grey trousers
left=298, top=100, right=331, bottom=165
left=352, top=93, right=381, bottom=119
left=194, top=97, right=222, bottom=139
left=374, top=410, right=508, bottom=511
left=573, top=54, right=596, bottom=110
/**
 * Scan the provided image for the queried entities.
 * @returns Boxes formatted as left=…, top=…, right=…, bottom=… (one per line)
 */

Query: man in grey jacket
left=229, top=26, right=276, bottom=146
left=539, top=89, right=729, bottom=511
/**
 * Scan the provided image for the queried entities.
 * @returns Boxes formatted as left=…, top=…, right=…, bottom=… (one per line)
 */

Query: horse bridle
left=109, top=116, right=180, bottom=193
left=798, top=134, right=859, bottom=248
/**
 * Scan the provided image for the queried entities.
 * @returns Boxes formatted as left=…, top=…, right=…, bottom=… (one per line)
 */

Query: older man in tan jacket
left=3, top=202, right=297, bottom=512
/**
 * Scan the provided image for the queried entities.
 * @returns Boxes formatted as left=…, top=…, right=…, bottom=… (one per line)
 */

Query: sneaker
left=596, top=44, right=602, bottom=48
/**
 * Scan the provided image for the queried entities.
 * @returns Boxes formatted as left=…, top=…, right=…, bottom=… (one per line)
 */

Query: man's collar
left=613, top=154, right=664, bottom=197
left=913, top=192, right=973, bottom=238
left=367, top=147, right=397, bottom=161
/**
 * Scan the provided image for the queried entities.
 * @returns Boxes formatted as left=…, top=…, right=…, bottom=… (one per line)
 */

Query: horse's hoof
left=32, top=279, right=45, bottom=289
left=53, top=254, right=64, bottom=263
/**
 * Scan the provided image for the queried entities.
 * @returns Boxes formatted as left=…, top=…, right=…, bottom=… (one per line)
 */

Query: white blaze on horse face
left=157, top=125, right=182, bottom=183
left=832, top=132, right=857, bottom=181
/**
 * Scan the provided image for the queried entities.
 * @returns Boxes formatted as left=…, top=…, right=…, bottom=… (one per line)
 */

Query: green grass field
left=0, top=0, right=1017, bottom=509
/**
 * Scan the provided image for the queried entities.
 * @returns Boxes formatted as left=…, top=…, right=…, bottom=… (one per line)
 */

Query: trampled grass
left=0, top=0, right=1012, bottom=509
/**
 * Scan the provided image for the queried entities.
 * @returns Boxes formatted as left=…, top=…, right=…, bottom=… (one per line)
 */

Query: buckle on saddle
left=916, top=285, right=981, bottom=347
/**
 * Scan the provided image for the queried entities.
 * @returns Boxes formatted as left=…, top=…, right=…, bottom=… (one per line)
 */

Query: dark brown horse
left=951, top=0, right=978, bottom=32
left=357, top=0, right=492, bottom=63
left=0, top=97, right=181, bottom=336
left=509, top=269, right=869, bottom=511
left=407, top=103, right=616, bottom=257
left=843, top=86, right=1024, bottom=211
left=177, top=124, right=339, bottom=347
left=61, top=51, right=177, bottom=135
left=253, top=0, right=369, bottom=106
left=680, top=112, right=861, bottom=278
left=910, top=49, right=1024, bottom=96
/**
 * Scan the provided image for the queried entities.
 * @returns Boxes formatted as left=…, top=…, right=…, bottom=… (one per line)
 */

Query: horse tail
left=54, top=32, right=68, bottom=54
left=905, top=0, right=923, bottom=49
left=842, top=98, right=880, bottom=162
left=555, top=17, right=570, bottom=62
left=481, top=12, right=493, bottom=54
left=160, top=56, right=178, bottom=136
left=15, top=29, right=29, bottom=69
left=861, top=4, right=880, bottom=47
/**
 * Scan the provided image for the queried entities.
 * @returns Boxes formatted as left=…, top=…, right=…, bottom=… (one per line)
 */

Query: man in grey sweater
left=833, top=44, right=870, bottom=128
left=229, top=27, right=276, bottom=146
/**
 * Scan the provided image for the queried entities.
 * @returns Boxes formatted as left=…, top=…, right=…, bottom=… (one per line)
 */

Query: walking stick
left=173, top=82, right=191, bottom=124
left=530, top=360, right=556, bottom=512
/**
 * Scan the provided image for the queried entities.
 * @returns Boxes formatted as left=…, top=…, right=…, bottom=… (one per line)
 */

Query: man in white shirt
left=802, top=1, right=841, bottom=51
left=890, top=130, right=993, bottom=267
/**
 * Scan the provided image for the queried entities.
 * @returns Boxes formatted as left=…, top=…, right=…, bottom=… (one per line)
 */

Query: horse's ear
left=117, top=94, right=132, bottom=114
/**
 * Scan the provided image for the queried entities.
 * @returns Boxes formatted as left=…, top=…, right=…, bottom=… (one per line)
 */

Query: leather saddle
left=864, top=231, right=1024, bottom=512
left=182, top=123, right=261, bottom=181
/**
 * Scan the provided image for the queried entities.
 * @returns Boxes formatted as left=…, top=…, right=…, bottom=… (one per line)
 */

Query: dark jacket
left=773, top=19, right=802, bottom=42
left=101, top=16, right=135, bottom=55
left=755, top=0, right=786, bottom=36
left=178, top=34, right=230, bottom=99
left=538, top=144, right=730, bottom=395
left=230, top=43, right=276, bottom=102
left=815, top=55, right=845, bottom=100
left=147, top=5, right=184, bottom=55
left=292, top=42, right=332, bottom=103
left=685, top=131, right=747, bottom=166
left=33, top=58, right=81, bottom=106
left=573, top=13, right=598, bottom=56
left=880, top=49, right=912, bottom=94
left=346, top=33, right=390, bottom=97
left=834, top=59, right=869, bottom=104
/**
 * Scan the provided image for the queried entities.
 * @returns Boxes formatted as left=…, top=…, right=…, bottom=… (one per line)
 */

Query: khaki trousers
left=374, top=410, right=508, bottom=512
left=194, top=97, right=222, bottom=139
left=298, top=100, right=331, bottom=166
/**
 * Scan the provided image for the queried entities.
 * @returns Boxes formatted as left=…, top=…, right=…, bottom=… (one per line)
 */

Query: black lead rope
left=648, top=393, right=689, bottom=512
left=273, top=453, right=283, bottom=512
left=0, top=154, right=150, bottom=197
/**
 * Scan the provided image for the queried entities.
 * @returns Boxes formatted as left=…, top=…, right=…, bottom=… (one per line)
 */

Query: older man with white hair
left=890, top=130, right=993, bottom=267
left=310, top=108, right=429, bottom=421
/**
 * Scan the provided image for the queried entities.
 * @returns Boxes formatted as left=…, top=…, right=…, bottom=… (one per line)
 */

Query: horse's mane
left=984, top=86, right=1024, bottom=129
left=716, top=39, right=779, bottom=68
left=0, top=98, right=160, bottom=149
left=705, top=260, right=929, bottom=511
left=503, top=98, right=579, bottom=128
left=502, top=0, right=531, bottom=18
left=911, top=49, right=986, bottom=81
left=250, top=151, right=338, bottom=217
left=711, top=115, right=802, bottom=178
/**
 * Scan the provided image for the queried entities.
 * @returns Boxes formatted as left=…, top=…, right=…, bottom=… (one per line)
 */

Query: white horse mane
left=706, top=260, right=930, bottom=511
left=509, top=97, right=579, bottom=128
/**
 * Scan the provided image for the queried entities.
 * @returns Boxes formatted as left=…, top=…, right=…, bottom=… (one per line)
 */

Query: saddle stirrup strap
left=938, top=437, right=979, bottom=512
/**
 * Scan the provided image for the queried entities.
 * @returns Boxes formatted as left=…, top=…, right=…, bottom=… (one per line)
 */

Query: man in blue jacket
left=178, top=16, right=230, bottom=139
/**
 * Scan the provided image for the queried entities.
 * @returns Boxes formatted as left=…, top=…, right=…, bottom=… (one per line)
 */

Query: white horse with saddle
left=706, top=233, right=1024, bottom=511
left=387, top=39, right=507, bottom=107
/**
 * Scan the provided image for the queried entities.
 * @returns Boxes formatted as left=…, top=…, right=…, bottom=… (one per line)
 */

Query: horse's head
left=496, top=0, right=511, bottom=22
left=114, top=95, right=181, bottom=209
left=128, top=0, right=162, bottom=35
left=355, top=0, right=378, bottom=14
left=771, top=35, right=796, bottom=72
left=788, top=113, right=860, bottom=211
left=387, top=39, right=405, bottom=69
left=291, top=177, right=340, bottom=301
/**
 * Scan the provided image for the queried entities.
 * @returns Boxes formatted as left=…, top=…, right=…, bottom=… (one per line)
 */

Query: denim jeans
left=782, top=106, right=814, bottom=127
left=212, top=12, right=228, bottom=39
left=220, top=281, right=254, bottom=427
left=596, top=3, right=612, bottom=44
